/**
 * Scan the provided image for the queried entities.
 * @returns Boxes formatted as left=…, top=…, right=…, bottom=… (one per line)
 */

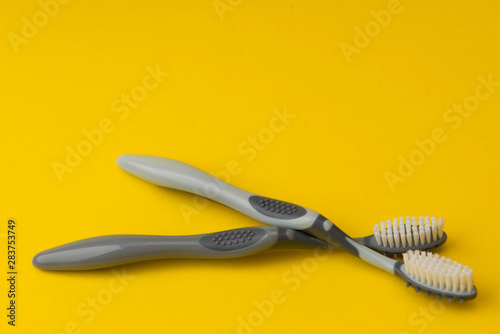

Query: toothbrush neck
left=306, top=215, right=397, bottom=274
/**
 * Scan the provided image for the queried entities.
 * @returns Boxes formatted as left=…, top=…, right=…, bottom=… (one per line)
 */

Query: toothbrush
left=116, top=154, right=476, bottom=301
left=32, top=227, right=335, bottom=270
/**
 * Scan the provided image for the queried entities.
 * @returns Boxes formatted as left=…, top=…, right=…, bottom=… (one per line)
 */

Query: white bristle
left=403, top=250, right=474, bottom=294
left=445, top=272, right=452, bottom=291
left=387, top=238, right=394, bottom=248
left=424, top=219, right=431, bottom=242
left=393, top=221, right=400, bottom=248
left=372, top=216, right=445, bottom=249
left=381, top=222, right=387, bottom=247
left=400, top=228, right=406, bottom=247
left=419, top=228, right=426, bottom=245
left=431, top=269, right=439, bottom=287
left=466, top=270, right=474, bottom=293
left=406, top=231, right=413, bottom=246
left=460, top=272, right=466, bottom=292
left=387, top=223, right=394, bottom=248
left=438, top=218, right=444, bottom=238
left=438, top=270, right=445, bottom=289
left=425, top=225, right=431, bottom=243
left=405, top=218, right=412, bottom=247
left=425, top=268, right=433, bottom=285
left=431, top=218, right=438, bottom=241
left=412, top=226, right=420, bottom=246
left=374, top=224, right=381, bottom=245
left=418, top=266, right=426, bottom=282
left=452, top=272, right=459, bottom=292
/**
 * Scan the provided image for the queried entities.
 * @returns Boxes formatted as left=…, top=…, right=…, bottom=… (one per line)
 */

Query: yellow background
left=1, top=0, right=499, bottom=333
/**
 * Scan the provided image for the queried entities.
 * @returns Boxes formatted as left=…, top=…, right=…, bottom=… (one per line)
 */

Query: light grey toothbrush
left=32, top=227, right=334, bottom=270
left=115, top=154, right=476, bottom=302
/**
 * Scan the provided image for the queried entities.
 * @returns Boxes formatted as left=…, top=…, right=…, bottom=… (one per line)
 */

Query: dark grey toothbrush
left=32, top=227, right=334, bottom=270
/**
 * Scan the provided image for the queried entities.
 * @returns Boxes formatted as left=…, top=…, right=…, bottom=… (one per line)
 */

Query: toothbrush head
left=355, top=216, right=447, bottom=257
left=395, top=250, right=477, bottom=302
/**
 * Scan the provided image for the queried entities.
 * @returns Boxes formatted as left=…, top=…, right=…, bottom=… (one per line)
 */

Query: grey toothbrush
left=114, top=154, right=476, bottom=302
left=32, top=227, right=335, bottom=270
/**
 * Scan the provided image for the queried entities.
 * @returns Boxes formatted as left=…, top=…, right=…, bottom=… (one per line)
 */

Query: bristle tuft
left=373, top=216, right=445, bottom=248
left=403, top=250, right=474, bottom=293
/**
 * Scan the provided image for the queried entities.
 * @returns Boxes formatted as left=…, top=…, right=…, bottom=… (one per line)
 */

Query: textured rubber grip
left=117, top=155, right=320, bottom=230
left=199, top=228, right=265, bottom=251
left=248, top=196, right=307, bottom=219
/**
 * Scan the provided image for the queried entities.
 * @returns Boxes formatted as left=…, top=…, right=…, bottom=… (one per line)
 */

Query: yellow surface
left=1, top=0, right=499, bottom=333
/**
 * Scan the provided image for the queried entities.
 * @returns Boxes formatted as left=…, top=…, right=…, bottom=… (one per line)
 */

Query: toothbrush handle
left=33, top=227, right=334, bottom=270
left=117, top=155, right=320, bottom=230
left=34, top=227, right=278, bottom=270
